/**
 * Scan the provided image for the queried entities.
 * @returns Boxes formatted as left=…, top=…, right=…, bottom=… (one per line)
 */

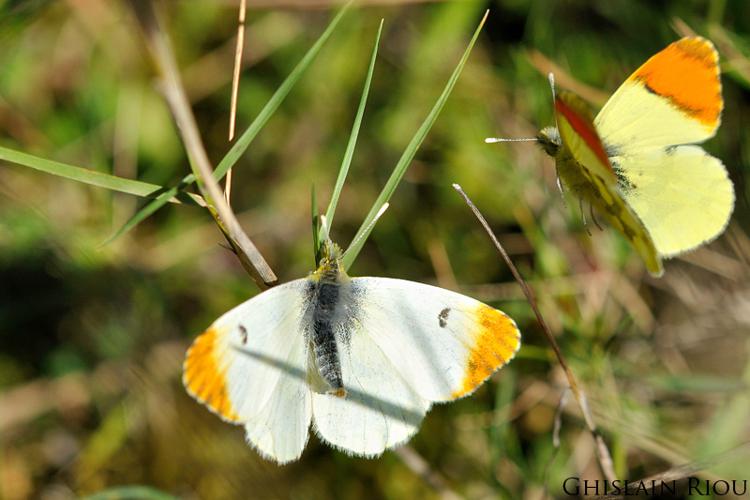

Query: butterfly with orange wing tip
left=183, top=236, right=521, bottom=464
left=489, top=37, right=735, bottom=276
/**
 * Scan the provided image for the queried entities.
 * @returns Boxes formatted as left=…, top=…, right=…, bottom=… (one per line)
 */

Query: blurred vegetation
left=1, top=1, right=749, bottom=499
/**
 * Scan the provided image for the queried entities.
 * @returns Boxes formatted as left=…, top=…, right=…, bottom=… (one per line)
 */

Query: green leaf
left=342, top=11, right=489, bottom=270
left=109, top=2, right=353, bottom=243
left=0, top=145, right=202, bottom=205
left=322, top=19, right=383, bottom=240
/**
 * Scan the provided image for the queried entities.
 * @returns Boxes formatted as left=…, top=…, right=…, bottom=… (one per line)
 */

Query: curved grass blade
left=322, top=19, right=383, bottom=242
left=342, top=10, right=489, bottom=270
left=102, top=176, right=199, bottom=245
left=107, top=2, right=353, bottom=244
left=0, top=145, right=203, bottom=206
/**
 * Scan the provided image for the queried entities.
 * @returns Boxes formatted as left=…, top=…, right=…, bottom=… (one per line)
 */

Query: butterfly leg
left=579, top=198, right=592, bottom=236
left=589, top=203, right=603, bottom=231
left=556, top=173, right=565, bottom=196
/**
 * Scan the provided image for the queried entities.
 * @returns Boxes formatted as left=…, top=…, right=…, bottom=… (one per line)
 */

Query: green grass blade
left=342, top=11, right=489, bottom=270
left=81, top=486, right=178, bottom=500
left=322, top=19, right=383, bottom=238
left=311, top=184, right=321, bottom=265
left=101, top=176, right=198, bottom=245
left=214, top=1, right=352, bottom=182
left=0, top=145, right=202, bottom=205
left=107, top=2, right=352, bottom=243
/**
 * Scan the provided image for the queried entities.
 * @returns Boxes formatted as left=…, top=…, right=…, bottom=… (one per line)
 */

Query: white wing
left=183, top=279, right=313, bottom=464
left=351, top=278, right=521, bottom=401
left=609, top=145, right=734, bottom=256
left=311, top=277, right=520, bottom=457
left=311, top=324, right=431, bottom=456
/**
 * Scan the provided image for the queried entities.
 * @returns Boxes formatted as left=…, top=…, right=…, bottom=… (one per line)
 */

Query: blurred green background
left=1, top=1, right=749, bottom=498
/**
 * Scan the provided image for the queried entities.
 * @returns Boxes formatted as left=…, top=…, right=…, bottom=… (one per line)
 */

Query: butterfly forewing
left=595, top=36, right=722, bottom=152
left=348, top=277, right=521, bottom=402
left=183, top=279, right=313, bottom=464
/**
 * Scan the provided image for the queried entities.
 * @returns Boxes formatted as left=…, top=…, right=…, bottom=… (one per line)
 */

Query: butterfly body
left=307, top=243, right=351, bottom=397
left=539, top=123, right=611, bottom=203
left=536, top=37, right=734, bottom=276
left=183, top=240, right=521, bottom=463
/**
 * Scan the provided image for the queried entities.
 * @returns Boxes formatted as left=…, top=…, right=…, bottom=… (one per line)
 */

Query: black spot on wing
left=438, top=307, right=451, bottom=328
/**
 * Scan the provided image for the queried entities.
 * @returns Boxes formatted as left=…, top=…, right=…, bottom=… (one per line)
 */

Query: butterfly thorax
left=310, top=240, right=348, bottom=284
left=306, top=241, right=352, bottom=398
left=536, top=126, right=561, bottom=157
left=538, top=125, right=605, bottom=203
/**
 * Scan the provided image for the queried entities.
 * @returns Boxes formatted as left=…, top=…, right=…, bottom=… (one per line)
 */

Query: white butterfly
left=183, top=239, right=521, bottom=464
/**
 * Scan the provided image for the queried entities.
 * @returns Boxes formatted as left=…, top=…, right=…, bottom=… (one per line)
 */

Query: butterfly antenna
left=484, top=137, right=538, bottom=144
left=548, top=72, right=560, bottom=129
left=342, top=203, right=390, bottom=260
left=548, top=72, right=557, bottom=101
left=485, top=73, right=560, bottom=147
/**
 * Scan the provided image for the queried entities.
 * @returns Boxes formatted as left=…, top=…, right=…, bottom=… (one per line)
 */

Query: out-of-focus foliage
left=1, top=1, right=749, bottom=499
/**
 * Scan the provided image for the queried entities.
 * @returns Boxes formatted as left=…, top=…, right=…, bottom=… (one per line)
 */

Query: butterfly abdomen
left=311, top=281, right=346, bottom=396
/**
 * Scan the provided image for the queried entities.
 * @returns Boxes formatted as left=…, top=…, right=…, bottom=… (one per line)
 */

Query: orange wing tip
left=630, top=36, right=722, bottom=128
left=452, top=305, right=521, bottom=399
left=183, top=326, right=241, bottom=423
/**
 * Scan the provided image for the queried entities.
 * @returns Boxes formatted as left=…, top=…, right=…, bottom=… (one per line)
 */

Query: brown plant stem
left=130, top=0, right=277, bottom=289
left=452, top=183, right=617, bottom=482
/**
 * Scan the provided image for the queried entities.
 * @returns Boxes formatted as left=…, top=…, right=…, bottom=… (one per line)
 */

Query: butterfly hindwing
left=610, top=145, right=735, bottom=256
left=553, top=91, right=664, bottom=276
left=311, top=320, right=430, bottom=457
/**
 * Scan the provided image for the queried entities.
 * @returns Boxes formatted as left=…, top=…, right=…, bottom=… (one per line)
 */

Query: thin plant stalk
left=225, top=0, right=248, bottom=204
left=110, top=2, right=353, bottom=243
left=452, top=183, right=617, bottom=482
left=131, top=0, right=277, bottom=289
